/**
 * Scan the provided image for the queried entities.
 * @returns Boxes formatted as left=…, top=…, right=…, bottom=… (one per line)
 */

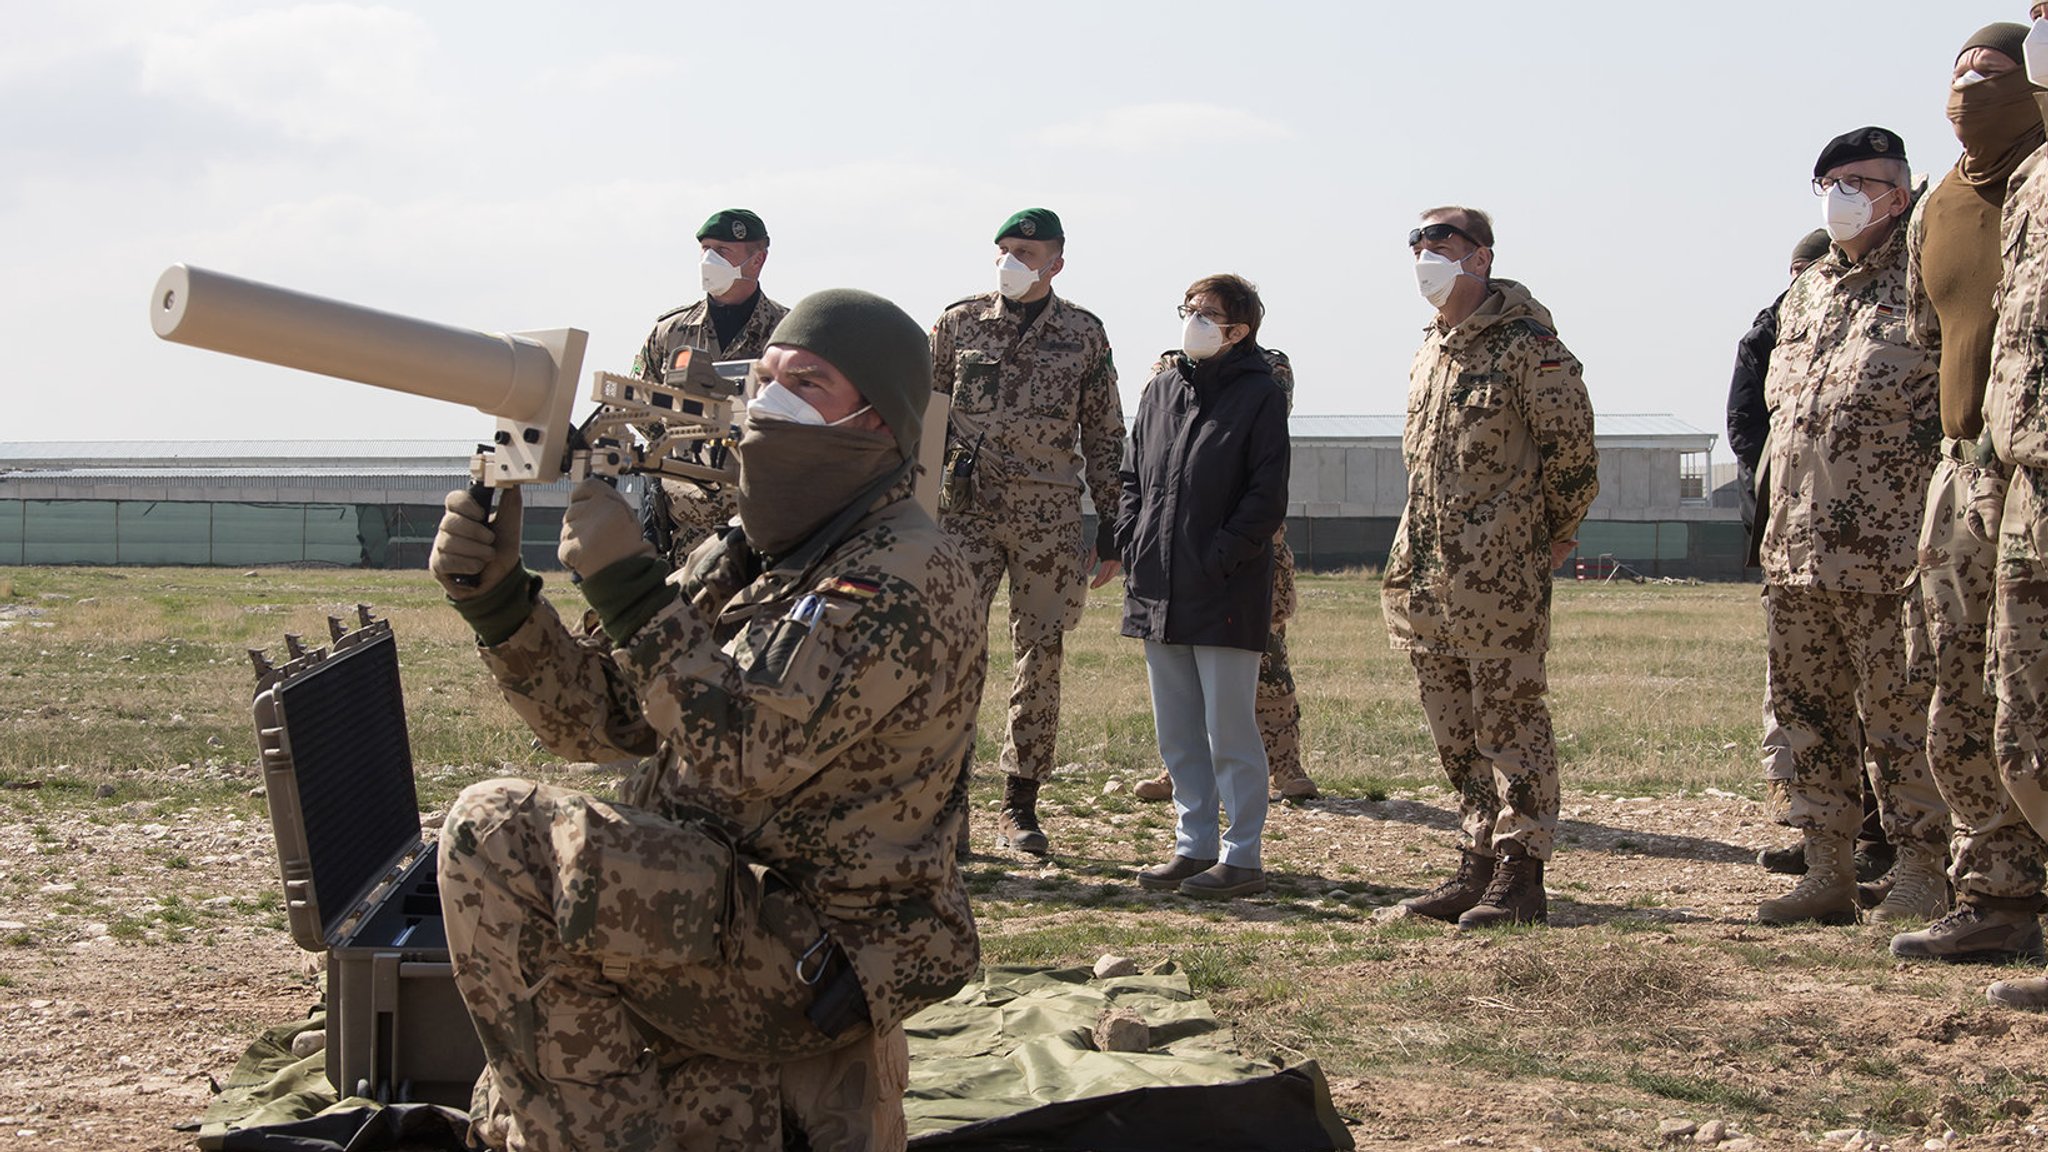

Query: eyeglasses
left=1812, top=174, right=1896, bottom=197
left=1176, top=304, right=1229, bottom=323
left=1408, top=222, right=1478, bottom=248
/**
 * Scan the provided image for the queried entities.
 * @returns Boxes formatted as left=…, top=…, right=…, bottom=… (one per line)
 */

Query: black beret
left=1814, top=127, right=1908, bottom=180
left=696, top=209, right=767, bottom=243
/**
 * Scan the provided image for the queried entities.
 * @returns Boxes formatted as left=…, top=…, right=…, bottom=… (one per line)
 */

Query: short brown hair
left=1421, top=205, right=1494, bottom=248
left=1185, top=274, right=1265, bottom=343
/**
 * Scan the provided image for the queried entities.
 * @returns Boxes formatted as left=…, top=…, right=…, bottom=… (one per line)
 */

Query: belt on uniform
left=1940, top=437, right=1981, bottom=466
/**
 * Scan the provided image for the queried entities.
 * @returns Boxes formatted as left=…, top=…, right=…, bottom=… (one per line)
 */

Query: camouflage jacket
left=475, top=490, right=987, bottom=1030
left=928, top=291, right=1123, bottom=520
left=631, top=291, right=790, bottom=383
left=1988, top=145, right=2048, bottom=581
left=1762, top=215, right=1940, bottom=593
left=1382, top=279, right=1599, bottom=656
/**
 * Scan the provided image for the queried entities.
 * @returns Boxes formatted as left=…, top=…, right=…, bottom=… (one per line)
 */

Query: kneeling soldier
left=429, top=289, right=987, bottom=1150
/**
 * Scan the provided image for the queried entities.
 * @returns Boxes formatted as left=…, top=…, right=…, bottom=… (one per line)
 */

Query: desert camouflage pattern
left=1382, top=279, right=1599, bottom=657
left=1257, top=350, right=1309, bottom=790
left=1381, top=280, right=1589, bottom=863
left=930, top=291, right=1122, bottom=783
left=1260, top=535, right=1308, bottom=791
left=1921, top=447, right=2044, bottom=900
left=1408, top=651, right=1559, bottom=860
left=632, top=293, right=790, bottom=382
left=1990, top=150, right=2048, bottom=585
left=1988, top=151, right=2048, bottom=857
left=1760, top=220, right=1940, bottom=593
left=439, top=486, right=984, bottom=1149
left=631, top=293, right=791, bottom=564
left=1993, top=579, right=2048, bottom=792
left=929, top=291, right=1123, bottom=517
left=942, top=489, right=1085, bottom=783
left=1765, top=584, right=1946, bottom=849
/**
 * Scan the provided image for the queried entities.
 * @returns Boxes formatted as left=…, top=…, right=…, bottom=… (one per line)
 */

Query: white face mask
left=996, top=252, right=1040, bottom=300
left=1181, top=313, right=1226, bottom=361
left=1414, top=249, right=1467, bottom=309
left=1822, top=183, right=1881, bottom=243
left=749, top=380, right=870, bottom=427
left=701, top=248, right=744, bottom=297
left=2027, top=19, right=2048, bottom=88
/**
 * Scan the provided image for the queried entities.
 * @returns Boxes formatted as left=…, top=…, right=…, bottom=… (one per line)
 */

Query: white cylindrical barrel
left=151, top=264, right=559, bottom=425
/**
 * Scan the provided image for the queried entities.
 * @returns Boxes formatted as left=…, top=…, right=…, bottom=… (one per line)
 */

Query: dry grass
left=10, top=565, right=2048, bottom=1150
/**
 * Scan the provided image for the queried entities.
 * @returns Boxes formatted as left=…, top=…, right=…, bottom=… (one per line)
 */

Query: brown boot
left=1399, top=851, right=1496, bottom=922
left=1132, top=771, right=1173, bottom=802
left=996, top=777, right=1049, bottom=856
left=1269, top=762, right=1319, bottom=802
left=1757, top=832, right=1855, bottom=926
left=1456, top=847, right=1546, bottom=929
left=1870, top=841, right=1951, bottom=924
left=1988, top=974, right=2048, bottom=1011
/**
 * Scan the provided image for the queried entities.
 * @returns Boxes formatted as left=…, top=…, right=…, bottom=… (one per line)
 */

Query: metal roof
left=2, top=416, right=1716, bottom=466
left=0, top=440, right=477, bottom=467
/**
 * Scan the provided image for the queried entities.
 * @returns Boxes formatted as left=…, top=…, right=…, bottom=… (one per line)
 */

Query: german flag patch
left=1537, top=358, right=1564, bottom=372
left=816, top=576, right=883, bottom=601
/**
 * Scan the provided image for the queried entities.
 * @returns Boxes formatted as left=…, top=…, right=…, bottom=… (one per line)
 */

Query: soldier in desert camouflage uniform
left=928, top=208, right=1124, bottom=856
left=1890, top=25, right=2048, bottom=966
left=428, top=289, right=983, bottom=1150
left=1755, top=127, right=1950, bottom=929
left=632, top=209, right=791, bottom=566
left=1133, top=347, right=1317, bottom=804
left=1383, top=207, right=1599, bottom=930
left=1981, top=1, right=2048, bottom=1012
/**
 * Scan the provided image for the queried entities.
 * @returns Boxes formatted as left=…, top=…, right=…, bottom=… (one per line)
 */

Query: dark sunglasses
left=1408, top=223, right=1477, bottom=248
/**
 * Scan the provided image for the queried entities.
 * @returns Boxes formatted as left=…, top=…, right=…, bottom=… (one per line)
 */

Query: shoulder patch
left=1514, top=318, right=1556, bottom=341
left=815, top=575, right=883, bottom=601
left=1263, top=348, right=1291, bottom=368
left=944, top=293, right=992, bottom=314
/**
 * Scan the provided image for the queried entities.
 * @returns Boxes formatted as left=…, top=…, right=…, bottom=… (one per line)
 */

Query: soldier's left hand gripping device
left=148, top=264, right=749, bottom=570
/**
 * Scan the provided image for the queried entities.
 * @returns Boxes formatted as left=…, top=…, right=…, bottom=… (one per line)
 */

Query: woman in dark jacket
left=1118, top=274, right=1291, bottom=898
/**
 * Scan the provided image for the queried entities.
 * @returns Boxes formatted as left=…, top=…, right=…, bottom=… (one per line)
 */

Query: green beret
left=1960, top=23, right=2029, bottom=68
left=994, top=208, right=1063, bottom=244
left=767, top=290, right=932, bottom=461
left=1814, top=126, right=1908, bottom=179
left=696, top=209, right=767, bottom=243
left=1790, top=229, right=1831, bottom=265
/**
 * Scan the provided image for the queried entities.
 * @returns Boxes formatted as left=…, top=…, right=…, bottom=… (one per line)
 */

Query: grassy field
left=6, top=566, right=2048, bottom=1151
left=0, top=565, right=1767, bottom=805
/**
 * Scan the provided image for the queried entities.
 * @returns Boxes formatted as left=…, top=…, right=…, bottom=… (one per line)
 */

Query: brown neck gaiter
left=1924, top=73, right=2047, bottom=437
left=733, top=417, right=904, bottom=559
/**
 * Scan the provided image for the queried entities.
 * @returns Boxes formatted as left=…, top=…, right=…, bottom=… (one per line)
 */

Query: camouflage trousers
left=645, top=478, right=736, bottom=568
left=941, top=495, right=1088, bottom=782
left=438, top=779, right=875, bottom=1152
left=1993, top=577, right=2048, bottom=853
left=1919, top=454, right=2043, bottom=901
left=1764, top=584, right=1946, bottom=848
left=1258, top=623, right=1306, bottom=787
left=1407, top=651, right=1559, bottom=860
left=1258, top=535, right=1309, bottom=789
left=1761, top=590, right=1887, bottom=845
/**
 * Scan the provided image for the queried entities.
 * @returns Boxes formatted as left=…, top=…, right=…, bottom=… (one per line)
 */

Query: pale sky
left=1, top=0, right=2028, bottom=463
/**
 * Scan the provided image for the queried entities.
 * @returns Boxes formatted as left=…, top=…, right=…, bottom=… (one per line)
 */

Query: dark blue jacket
left=1116, top=341, right=1290, bottom=651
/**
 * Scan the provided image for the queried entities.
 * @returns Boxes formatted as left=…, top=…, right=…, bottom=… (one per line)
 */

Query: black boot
left=997, top=777, right=1048, bottom=856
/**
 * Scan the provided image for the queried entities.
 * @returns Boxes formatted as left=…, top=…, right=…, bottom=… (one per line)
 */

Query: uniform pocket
left=952, top=351, right=999, bottom=413
left=1452, top=382, right=1517, bottom=479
